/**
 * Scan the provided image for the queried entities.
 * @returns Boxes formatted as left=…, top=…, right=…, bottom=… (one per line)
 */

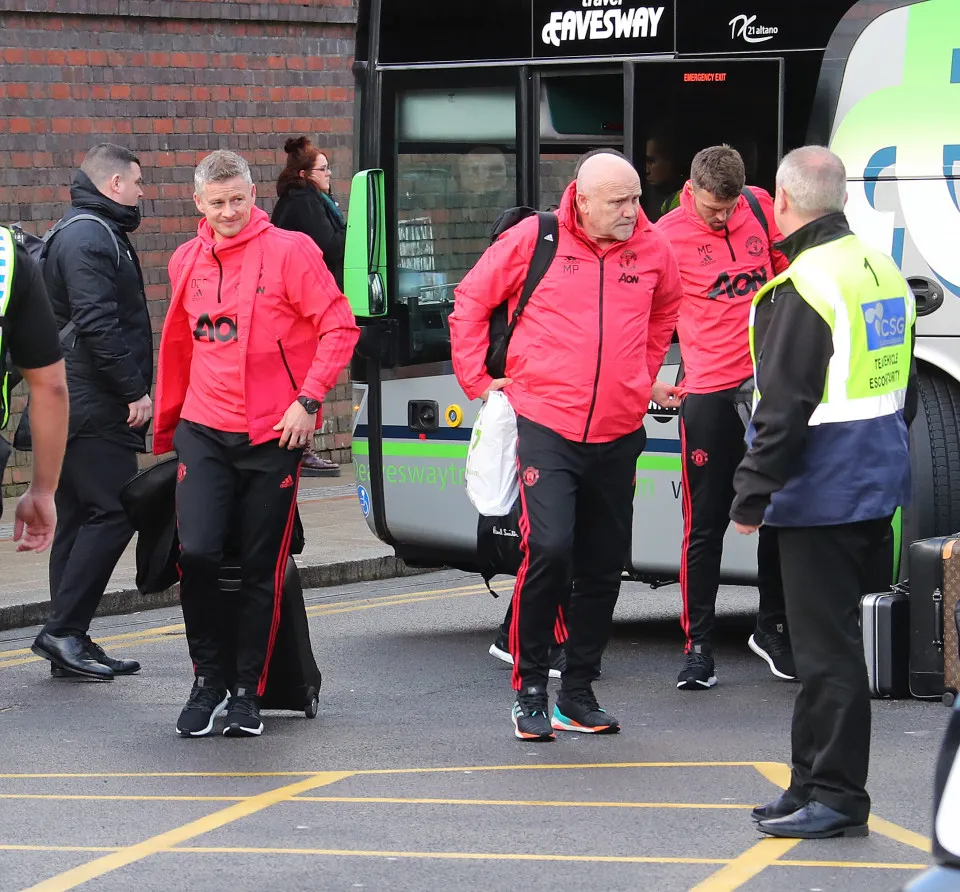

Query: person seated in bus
left=652, top=145, right=794, bottom=692
left=643, top=128, right=689, bottom=223
left=450, top=152, right=682, bottom=741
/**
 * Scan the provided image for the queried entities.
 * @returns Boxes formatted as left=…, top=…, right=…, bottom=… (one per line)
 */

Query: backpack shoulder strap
left=741, top=186, right=770, bottom=240
left=505, top=211, right=559, bottom=337
left=47, top=214, right=122, bottom=268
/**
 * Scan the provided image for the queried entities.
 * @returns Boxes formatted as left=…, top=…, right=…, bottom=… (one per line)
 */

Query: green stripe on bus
left=352, top=438, right=682, bottom=471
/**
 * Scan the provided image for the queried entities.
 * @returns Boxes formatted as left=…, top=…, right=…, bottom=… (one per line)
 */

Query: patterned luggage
left=908, top=536, right=960, bottom=703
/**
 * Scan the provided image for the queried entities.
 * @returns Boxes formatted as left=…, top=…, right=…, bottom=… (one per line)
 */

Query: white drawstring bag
left=465, top=391, right=519, bottom=517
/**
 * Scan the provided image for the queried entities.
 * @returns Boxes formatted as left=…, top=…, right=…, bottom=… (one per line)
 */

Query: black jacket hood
left=70, top=170, right=141, bottom=233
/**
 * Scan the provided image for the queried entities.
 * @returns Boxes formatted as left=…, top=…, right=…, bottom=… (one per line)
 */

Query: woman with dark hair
left=272, top=137, right=346, bottom=289
left=272, top=137, right=348, bottom=476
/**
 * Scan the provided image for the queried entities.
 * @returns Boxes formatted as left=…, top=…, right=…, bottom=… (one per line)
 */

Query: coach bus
left=343, top=0, right=960, bottom=583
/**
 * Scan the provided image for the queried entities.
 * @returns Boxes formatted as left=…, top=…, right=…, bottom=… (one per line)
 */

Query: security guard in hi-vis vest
left=0, top=227, right=68, bottom=550
left=731, top=146, right=917, bottom=840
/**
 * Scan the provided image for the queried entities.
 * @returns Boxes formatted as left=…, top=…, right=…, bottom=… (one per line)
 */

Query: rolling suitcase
left=861, top=587, right=910, bottom=699
left=218, top=557, right=322, bottom=719
left=908, top=536, right=960, bottom=702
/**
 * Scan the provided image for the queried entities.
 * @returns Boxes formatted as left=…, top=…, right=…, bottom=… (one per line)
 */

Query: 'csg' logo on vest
left=862, top=297, right=907, bottom=350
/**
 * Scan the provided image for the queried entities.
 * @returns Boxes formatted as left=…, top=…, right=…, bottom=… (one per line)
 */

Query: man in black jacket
left=31, top=143, right=154, bottom=682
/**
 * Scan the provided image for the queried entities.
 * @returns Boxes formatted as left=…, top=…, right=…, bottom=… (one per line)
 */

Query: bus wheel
left=904, top=369, right=960, bottom=571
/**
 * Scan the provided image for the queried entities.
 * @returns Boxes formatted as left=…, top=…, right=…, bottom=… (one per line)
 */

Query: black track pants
left=678, top=388, right=786, bottom=650
left=509, top=417, right=645, bottom=691
left=173, top=420, right=301, bottom=696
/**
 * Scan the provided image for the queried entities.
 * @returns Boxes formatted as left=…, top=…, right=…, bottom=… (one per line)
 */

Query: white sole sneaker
left=176, top=692, right=230, bottom=738
left=489, top=642, right=562, bottom=679
left=677, top=675, right=718, bottom=690
left=748, top=634, right=796, bottom=681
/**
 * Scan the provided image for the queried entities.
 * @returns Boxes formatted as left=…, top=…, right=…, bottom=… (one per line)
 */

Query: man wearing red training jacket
left=451, top=153, right=682, bottom=741
left=654, top=145, right=795, bottom=692
left=154, top=150, right=359, bottom=739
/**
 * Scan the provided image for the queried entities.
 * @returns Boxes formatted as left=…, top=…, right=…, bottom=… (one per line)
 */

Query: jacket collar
left=70, top=170, right=141, bottom=233
left=196, top=205, right=272, bottom=251
left=775, top=212, right=852, bottom=263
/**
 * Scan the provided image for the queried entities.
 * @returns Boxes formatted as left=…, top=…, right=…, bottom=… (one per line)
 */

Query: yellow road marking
left=868, top=816, right=932, bottom=854
left=0, top=845, right=118, bottom=853
left=0, top=794, right=245, bottom=803
left=0, top=791, right=754, bottom=809
left=0, top=772, right=313, bottom=780
left=293, top=795, right=755, bottom=809
left=20, top=771, right=354, bottom=892
left=780, top=858, right=927, bottom=870
left=689, top=838, right=802, bottom=891
left=752, top=762, right=932, bottom=854
left=356, top=761, right=764, bottom=775
left=0, top=583, right=486, bottom=668
left=0, top=762, right=775, bottom=780
left=170, top=846, right=734, bottom=865
left=0, top=843, right=930, bottom=871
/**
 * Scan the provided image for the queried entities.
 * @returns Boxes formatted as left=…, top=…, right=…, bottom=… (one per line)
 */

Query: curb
left=0, top=555, right=431, bottom=633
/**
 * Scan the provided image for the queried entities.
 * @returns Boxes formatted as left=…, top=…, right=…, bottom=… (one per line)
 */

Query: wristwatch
left=297, top=396, right=321, bottom=415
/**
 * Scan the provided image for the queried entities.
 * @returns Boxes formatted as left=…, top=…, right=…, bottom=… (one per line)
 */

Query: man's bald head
left=574, top=154, right=642, bottom=245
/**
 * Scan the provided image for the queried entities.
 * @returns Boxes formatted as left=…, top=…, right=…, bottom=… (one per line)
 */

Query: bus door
left=627, top=57, right=784, bottom=581
left=350, top=65, right=628, bottom=568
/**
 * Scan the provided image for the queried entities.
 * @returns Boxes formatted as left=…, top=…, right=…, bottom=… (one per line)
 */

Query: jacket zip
left=212, top=246, right=223, bottom=303
left=582, top=257, right=605, bottom=442
left=277, top=339, right=298, bottom=391
left=724, top=229, right=737, bottom=262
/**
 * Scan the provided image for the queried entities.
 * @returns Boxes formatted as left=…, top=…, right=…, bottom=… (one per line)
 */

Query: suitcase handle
left=934, top=587, right=944, bottom=648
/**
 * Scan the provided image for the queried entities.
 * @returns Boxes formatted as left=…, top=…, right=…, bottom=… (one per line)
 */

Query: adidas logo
left=544, top=233, right=554, bottom=241
left=279, top=475, right=294, bottom=489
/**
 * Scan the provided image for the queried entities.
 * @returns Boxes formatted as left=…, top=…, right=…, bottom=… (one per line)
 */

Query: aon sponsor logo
left=707, top=267, right=768, bottom=300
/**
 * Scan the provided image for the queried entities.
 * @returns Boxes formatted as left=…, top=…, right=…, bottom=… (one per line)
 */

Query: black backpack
left=7, top=215, right=121, bottom=450
left=484, top=207, right=559, bottom=378
left=10, top=214, right=121, bottom=353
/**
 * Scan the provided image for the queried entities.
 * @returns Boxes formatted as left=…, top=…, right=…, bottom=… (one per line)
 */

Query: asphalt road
left=0, top=570, right=948, bottom=892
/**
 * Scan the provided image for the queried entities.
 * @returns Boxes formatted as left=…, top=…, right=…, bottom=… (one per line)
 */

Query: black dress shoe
left=758, top=800, right=869, bottom=839
left=32, top=632, right=114, bottom=681
left=752, top=789, right=807, bottom=822
left=84, top=638, right=140, bottom=675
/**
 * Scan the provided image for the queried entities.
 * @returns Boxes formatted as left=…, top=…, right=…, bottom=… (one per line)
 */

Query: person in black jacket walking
left=31, top=143, right=154, bottom=682
left=271, top=137, right=347, bottom=476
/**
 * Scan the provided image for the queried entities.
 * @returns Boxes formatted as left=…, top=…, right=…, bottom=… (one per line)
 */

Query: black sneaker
left=223, top=691, right=264, bottom=737
left=511, top=685, right=554, bottom=741
left=552, top=687, right=620, bottom=734
left=677, top=645, right=717, bottom=691
left=176, top=677, right=229, bottom=738
left=489, top=635, right=565, bottom=679
left=749, top=628, right=797, bottom=680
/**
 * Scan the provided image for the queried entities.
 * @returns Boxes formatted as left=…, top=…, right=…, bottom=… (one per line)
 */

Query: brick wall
left=0, top=0, right=358, bottom=494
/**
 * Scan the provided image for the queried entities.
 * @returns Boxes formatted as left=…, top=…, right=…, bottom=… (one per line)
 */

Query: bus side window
left=395, top=88, right=519, bottom=367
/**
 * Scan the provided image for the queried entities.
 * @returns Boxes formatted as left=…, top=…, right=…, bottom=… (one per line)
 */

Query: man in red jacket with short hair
left=154, top=150, right=358, bottom=739
left=451, top=153, right=682, bottom=741
left=654, top=145, right=794, bottom=692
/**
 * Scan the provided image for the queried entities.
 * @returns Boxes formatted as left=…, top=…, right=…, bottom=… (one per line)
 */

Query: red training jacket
left=450, top=180, right=682, bottom=443
left=153, top=206, right=359, bottom=454
left=656, top=183, right=788, bottom=394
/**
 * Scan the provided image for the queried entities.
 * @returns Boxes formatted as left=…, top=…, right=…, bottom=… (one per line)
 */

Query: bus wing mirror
left=344, top=168, right=388, bottom=318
